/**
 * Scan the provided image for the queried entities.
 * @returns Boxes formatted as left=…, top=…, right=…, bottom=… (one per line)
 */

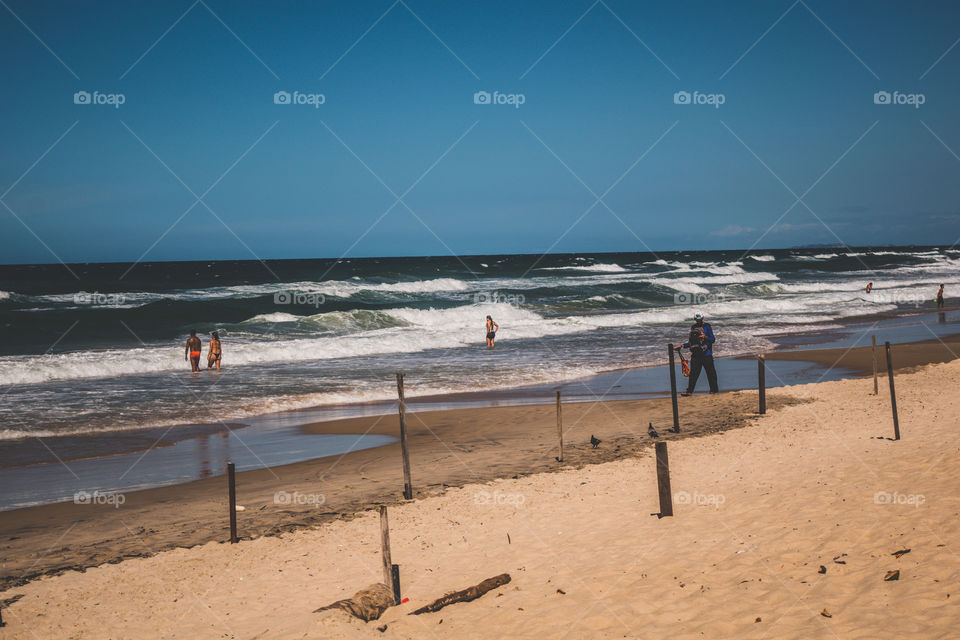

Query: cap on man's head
left=694, top=312, right=704, bottom=321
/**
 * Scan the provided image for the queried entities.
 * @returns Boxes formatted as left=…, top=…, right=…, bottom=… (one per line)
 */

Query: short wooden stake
left=555, top=391, right=564, bottom=462
left=667, top=344, right=680, bottom=432
left=655, top=441, right=673, bottom=517
left=885, top=342, right=900, bottom=440
left=396, top=373, right=413, bottom=500
left=379, top=505, right=393, bottom=587
left=758, top=354, right=766, bottom=415
left=391, top=564, right=401, bottom=605
left=872, top=335, right=879, bottom=395
left=227, top=462, right=238, bottom=544
left=0, top=597, right=5, bottom=627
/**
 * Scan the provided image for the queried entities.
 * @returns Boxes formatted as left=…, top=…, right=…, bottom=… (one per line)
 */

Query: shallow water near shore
left=2, top=310, right=957, bottom=511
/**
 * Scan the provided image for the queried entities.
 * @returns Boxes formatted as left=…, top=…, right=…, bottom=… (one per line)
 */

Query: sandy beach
left=2, top=344, right=959, bottom=638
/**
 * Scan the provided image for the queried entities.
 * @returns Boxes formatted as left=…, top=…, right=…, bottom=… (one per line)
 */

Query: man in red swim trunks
left=185, top=329, right=202, bottom=372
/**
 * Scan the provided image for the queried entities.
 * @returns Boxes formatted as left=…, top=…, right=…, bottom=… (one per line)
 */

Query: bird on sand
left=648, top=423, right=660, bottom=438
left=590, top=434, right=601, bottom=448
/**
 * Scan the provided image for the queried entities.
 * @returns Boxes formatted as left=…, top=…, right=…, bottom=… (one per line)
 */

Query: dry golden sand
left=2, top=361, right=959, bottom=639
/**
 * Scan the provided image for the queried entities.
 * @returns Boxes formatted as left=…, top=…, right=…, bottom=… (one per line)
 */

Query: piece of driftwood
left=314, top=583, right=395, bottom=622
left=410, top=574, right=511, bottom=615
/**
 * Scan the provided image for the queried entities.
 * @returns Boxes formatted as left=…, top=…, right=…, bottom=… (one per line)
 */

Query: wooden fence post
left=667, top=344, right=680, bottom=432
left=396, top=373, right=413, bottom=499
left=227, top=462, right=238, bottom=544
left=872, top=335, right=879, bottom=395
left=379, top=505, right=393, bottom=586
left=655, top=441, right=673, bottom=517
left=758, top=355, right=766, bottom=415
left=391, top=564, right=402, bottom=605
left=885, top=342, right=900, bottom=440
left=556, top=391, right=564, bottom=462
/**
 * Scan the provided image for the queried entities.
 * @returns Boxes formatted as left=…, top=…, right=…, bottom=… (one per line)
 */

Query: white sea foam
left=537, top=263, right=628, bottom=273
left=748, top=255, right=775, bottom=262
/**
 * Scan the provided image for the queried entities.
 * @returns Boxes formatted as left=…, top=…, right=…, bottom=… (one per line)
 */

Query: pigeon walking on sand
left=590, top=434, right=601, bottom=449
left=648, top=423, right=659, bottom=438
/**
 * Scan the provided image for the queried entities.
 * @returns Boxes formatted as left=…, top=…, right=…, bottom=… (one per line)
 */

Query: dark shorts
left=487, top=332, right=496, bottom=340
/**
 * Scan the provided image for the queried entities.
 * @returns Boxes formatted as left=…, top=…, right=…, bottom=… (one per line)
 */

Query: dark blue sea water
left=0, top=247, right=955, bottom=441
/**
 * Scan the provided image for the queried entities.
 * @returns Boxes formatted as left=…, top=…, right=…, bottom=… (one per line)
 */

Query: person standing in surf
left=679, top=312, right=718, bottom=396
left=185, top=330, right=202, bottom=372
left=936, top=284, right=945, bottom=309
left=485, top=315, right=499, bottom=349
left=207, top=331, right=222, bottom=370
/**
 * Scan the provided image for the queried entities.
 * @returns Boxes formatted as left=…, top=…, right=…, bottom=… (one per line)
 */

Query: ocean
left=0, top=246, right=956, bottom=443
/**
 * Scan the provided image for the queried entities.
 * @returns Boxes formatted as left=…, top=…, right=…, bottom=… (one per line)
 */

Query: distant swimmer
left=485, top=315, right=499, bottom=349
left=207, top=331, right=222, bottom=371
left=937, top=284, right=945, bottom=309
left=866, top=282, right=873, bottom=294
left=185, top=329, right=202, bottom=372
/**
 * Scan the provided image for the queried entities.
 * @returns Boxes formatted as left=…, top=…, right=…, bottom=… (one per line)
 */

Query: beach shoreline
left=3, top=318, right=960, bottom=591
left=2, top=346, right=959, bottom=637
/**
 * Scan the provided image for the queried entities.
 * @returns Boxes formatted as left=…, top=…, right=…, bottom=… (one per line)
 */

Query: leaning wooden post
left=757, top=354, right=766, bottom=415
left=872, top=335, right=879, bottom=395
left=667, top=344, right=680, bottom=432
left=885, top=342, right=900, bottom=440
left=555, top=391, right=564, bottom=462
left=655, top=441, right=673, bottom=517
left=391, top=564, right=402, bottom=605
left=227, top=462, right=238, bottom=544
left=379, top=505, right=393, bottom=586
left=396, top=373, right=413, bottom=499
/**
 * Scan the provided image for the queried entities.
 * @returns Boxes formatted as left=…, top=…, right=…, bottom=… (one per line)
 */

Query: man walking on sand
left=185, top=330, right=202, bottom=372
left=679, top=312, right=718, bottom=396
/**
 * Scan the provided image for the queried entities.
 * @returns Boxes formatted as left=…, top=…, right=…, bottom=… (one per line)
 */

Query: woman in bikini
left=485, top=315, right=499, bottom=349
left=207, top=331, right=222, bottom=370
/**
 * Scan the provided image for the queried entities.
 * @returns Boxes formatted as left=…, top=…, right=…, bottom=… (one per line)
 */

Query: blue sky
left=1, top=0, right=959, bottom=264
